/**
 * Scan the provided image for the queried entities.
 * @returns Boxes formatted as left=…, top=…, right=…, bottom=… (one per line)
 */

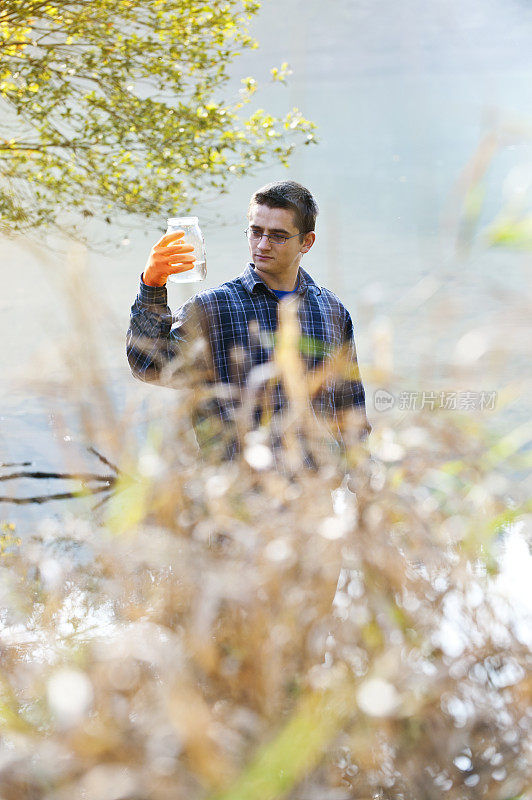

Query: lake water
left=1, top=0, right=532, bottom=518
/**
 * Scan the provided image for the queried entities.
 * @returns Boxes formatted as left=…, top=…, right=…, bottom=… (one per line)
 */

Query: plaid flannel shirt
left=127, top=263, right=370, bottom=443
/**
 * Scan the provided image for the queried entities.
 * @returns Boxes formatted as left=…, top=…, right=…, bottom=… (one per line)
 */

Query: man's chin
left=254, top=256, right=275, bottom=265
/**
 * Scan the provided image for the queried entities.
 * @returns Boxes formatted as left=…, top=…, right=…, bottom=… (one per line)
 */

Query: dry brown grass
left=0, top=246, right=530, bottom=800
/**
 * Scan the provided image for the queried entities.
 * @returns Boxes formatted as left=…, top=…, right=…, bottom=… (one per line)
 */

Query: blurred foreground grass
left=0, top=244, right=531, bottom=800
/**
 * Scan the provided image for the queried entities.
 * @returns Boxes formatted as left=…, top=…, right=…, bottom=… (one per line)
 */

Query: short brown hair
left=249, top=180, right=319, bottom=237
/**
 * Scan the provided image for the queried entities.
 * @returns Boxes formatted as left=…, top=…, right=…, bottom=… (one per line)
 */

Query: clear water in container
left=166, top=216, right=207, bottom=283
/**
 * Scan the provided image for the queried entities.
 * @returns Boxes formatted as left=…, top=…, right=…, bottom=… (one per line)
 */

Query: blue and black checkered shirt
left=127, top=263, right=369, bottom=440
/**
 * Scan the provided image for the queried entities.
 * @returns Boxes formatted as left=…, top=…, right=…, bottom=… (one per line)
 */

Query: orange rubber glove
left=142, top=230, right=195, bottom=287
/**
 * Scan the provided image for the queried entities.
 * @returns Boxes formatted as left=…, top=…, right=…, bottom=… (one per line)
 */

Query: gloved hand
left=142, top=230, right=195, bottom=287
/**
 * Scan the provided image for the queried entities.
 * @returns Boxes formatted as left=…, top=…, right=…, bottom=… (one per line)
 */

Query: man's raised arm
left=126, top=230, right=200, bottom=384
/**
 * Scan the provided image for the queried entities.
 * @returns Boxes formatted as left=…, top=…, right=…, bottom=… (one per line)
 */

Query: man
left=127, top=181, right=370, bottom=457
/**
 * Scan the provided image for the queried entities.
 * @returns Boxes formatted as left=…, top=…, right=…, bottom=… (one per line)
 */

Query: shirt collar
left=238, top=263, right=321, bottom=297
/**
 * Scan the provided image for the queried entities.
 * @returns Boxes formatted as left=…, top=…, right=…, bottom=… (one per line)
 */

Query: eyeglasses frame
left=244, top=227, right=313, bottom=246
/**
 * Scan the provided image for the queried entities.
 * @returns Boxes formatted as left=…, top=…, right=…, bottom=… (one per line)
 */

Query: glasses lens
left=246, top=229, right=288, bottom=244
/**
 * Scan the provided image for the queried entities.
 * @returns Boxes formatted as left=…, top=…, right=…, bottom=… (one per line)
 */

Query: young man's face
left=247, top=202, right=315, bottom=288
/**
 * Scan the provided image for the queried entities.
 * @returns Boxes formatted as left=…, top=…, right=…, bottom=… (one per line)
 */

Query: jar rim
left=167, top=216, right=199, bottom=226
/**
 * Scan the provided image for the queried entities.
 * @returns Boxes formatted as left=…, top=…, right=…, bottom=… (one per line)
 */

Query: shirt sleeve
left=126, top=275, right=206, bottom=384
left=334, top=310, right=372, bottom=439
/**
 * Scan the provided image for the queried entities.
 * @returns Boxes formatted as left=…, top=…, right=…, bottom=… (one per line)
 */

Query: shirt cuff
left=139, top=273, right=168, bottom=305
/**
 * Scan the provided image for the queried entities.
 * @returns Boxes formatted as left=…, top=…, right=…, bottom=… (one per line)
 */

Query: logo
left=374, top=389, right=395, bottom=412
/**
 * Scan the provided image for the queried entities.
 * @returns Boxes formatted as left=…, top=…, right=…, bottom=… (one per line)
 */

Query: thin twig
left=0, top=485, right=112, bottom=505
left=0, top=471, right=115, bottom=483
left=87, top=446, right=120, bottom=475
left=90, top=491, right=114, bottom=513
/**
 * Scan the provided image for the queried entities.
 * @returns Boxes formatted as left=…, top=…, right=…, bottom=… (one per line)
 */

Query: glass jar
left=166, top=216, right=207, bottom=283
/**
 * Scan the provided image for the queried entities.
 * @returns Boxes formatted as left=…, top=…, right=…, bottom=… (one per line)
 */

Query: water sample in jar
left=166, top=216, right=207, bottom=283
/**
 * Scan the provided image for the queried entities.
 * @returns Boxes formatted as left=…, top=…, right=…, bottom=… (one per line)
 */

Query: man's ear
left=300, top=231, right=315, bottom=254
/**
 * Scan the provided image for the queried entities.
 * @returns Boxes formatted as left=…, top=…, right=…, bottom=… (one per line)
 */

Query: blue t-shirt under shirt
left=272, top=278, right=300, bottom=300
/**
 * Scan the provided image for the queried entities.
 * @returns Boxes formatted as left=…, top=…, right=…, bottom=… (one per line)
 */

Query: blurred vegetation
left=0, top=0, right=316, bottom=236
left=0, top=244, right=530, bottom=799
left=449, top=121, right=532, bottom=254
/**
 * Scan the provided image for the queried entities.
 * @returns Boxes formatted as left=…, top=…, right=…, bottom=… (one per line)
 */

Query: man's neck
left=253, top=265, right=300, bottom=292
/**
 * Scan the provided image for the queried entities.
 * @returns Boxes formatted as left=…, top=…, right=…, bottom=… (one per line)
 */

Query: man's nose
left=257, top=233, right=271, bottom=249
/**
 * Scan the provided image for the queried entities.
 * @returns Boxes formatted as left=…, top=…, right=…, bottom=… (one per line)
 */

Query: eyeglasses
left=244, top=227, right=311, bottom=246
